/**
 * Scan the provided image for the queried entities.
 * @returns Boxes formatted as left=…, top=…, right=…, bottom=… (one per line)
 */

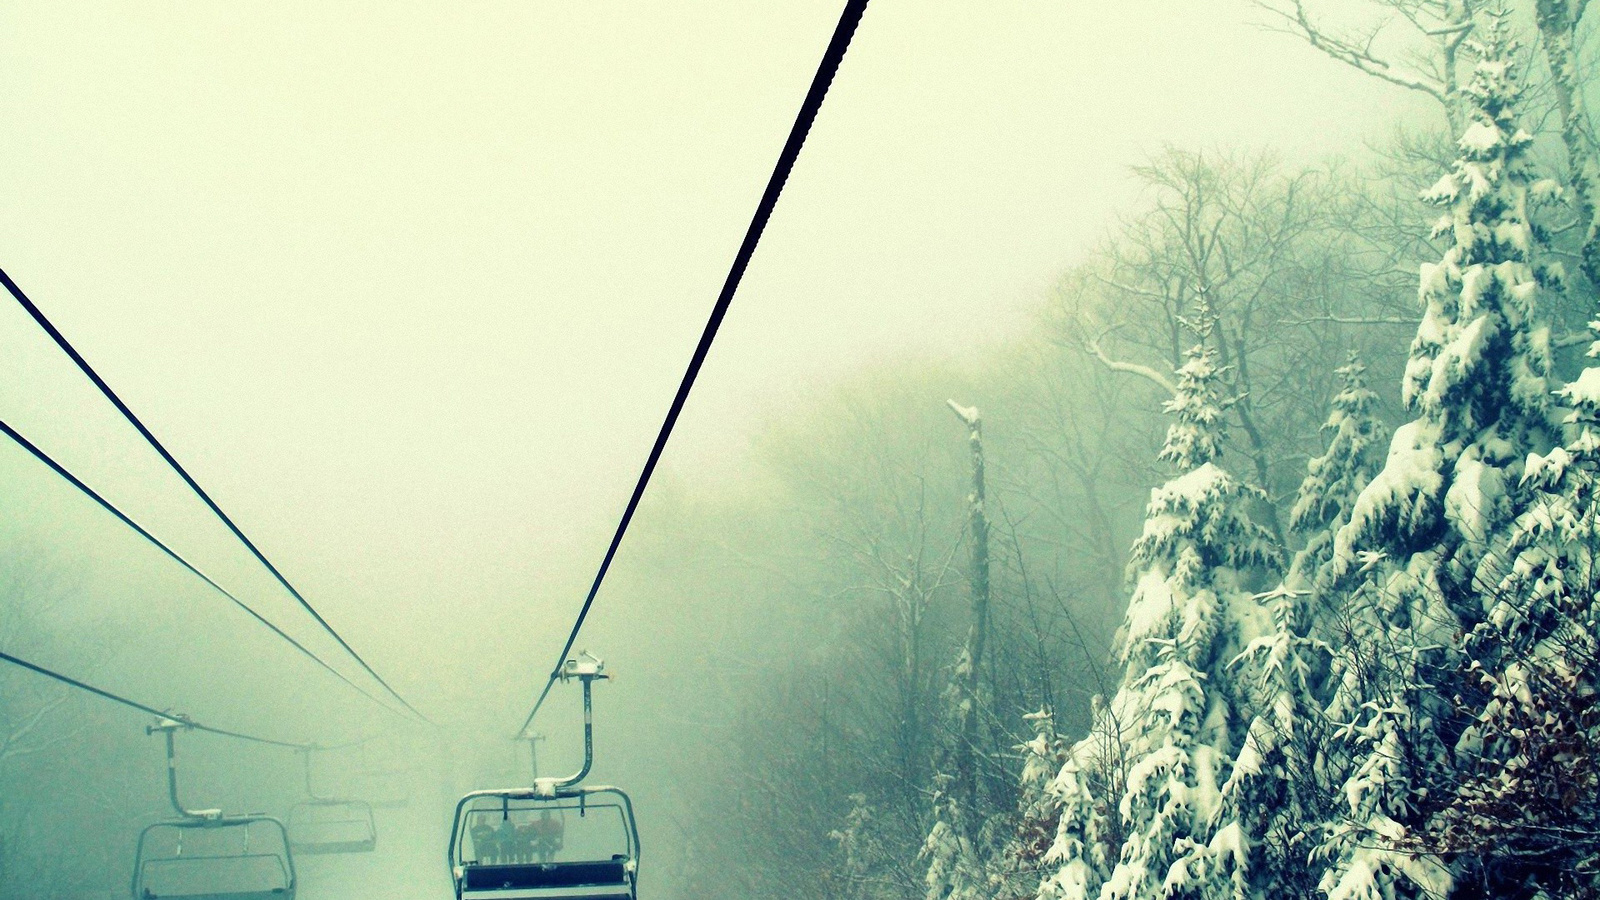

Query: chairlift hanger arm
left=300, top=746, right=333, bottom=803
left=531, top=655, right=607, bottom=793
left=149, top=719, right=223, bottom=820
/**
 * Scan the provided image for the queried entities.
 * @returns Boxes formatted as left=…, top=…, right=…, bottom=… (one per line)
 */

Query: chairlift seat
left=461, top=860, right=632, bottom=900
left=451, top=787, right=638, bottom=900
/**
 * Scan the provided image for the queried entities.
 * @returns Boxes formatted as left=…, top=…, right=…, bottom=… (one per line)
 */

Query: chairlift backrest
left=449, top=787, right=639, bottom=900
left=133, top=816, right=296, bottom=900
left=287, top=799, right=376, bottom=855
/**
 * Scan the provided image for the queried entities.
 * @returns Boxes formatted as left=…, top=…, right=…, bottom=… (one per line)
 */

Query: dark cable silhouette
left=0, top=265, right=429, bottom=724
left=0, top=415, right=395, bottom=714
left=0, top=647, right=314, bottom=749
left=519, top=0, right=872, bottom=736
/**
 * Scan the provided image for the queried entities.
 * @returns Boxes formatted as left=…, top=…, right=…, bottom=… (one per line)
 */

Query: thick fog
left=4, top=1, right=1589, bottom=899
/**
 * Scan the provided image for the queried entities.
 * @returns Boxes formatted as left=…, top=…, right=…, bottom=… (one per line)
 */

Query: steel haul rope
left=0, top=647, right=313, bottom=749
left=0, top=266, right=429, bottom=724
left=519, top=0, right=872, bottom=735
left=0, top=415, right=395, bottom=714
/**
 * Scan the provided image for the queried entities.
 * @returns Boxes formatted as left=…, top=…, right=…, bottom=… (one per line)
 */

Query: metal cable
left=0, top=415, right=397, bottom=714
left=518, top=0, right=872, bottom=736
left=0, top=648, right=311, bottom=749
left=0, top=265, right=429, bottom=724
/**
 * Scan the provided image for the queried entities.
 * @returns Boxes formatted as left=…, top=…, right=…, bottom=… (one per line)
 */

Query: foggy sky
left=0, top=1, right=1422, bottom=741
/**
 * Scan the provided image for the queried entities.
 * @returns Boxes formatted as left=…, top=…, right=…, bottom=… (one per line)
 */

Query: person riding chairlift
left=494, top=815, right=519, bottom=865
left=531, top=810, right=564, bottom=864
left=470, top=821, right=496, bottom=864
left=513, top=820, right=537, bottom=864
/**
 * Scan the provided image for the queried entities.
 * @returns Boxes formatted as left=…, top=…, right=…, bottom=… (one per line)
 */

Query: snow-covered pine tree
left=1038, top=709, right=1121, bottom=900
left=1292, top=353, right=1390, bottom=590
left=1190, top=353, right=1388, bottom=900
left=1039, top=312, right=1280, bottom=900
left=1428, top=315, right=1600, bottom=898
left=1318, top=13, right=1561, bottom=900
left=922, top=773, right=986, bottom=900
left=1195, top=582, right=1328, bottom=900
left=831, top=794, right=893, bottom=900
left=1331, top=15, right=1557, bottom=604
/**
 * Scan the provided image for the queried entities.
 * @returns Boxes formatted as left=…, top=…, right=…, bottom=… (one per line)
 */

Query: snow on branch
left=1284, top=313, right=1418, bottom=327
left=1085, top=335, right=1177, bottom=396
left=1256, top=0, right=1451, bottom=102
left=946, top=399, right=980, bottom=428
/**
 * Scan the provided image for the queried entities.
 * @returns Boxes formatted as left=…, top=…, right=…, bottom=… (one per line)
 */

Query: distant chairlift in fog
left=286, top=746, right=377, bottom=855
left=353, top=749, right=413, bottom=810
left=132, top=719, right=297, bottom=900
left=449, top=653, right=641, bottom=900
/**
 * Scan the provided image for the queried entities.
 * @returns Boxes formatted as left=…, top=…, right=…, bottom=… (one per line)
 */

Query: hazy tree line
left=605, top=3, right=1600, bottom=899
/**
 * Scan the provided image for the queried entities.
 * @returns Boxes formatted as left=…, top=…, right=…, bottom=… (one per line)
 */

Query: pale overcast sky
left=0, top=1, right=1422, bottom=733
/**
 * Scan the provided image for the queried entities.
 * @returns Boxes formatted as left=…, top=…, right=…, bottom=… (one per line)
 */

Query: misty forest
left=7, top=1, right=1600, bottom=899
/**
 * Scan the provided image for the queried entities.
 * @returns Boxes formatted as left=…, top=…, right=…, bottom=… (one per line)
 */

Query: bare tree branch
left=1257, top=0, right=1450, bottom=102
left=1085, top=335, right=1177, bottom=395
left=1284, top=313, right=1417, bottom=327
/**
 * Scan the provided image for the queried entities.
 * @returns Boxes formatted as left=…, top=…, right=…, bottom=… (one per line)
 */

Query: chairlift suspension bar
left=150, top=719, right=222, bottom=820
left=0, top=265, right=429, bottom=725
left=536, top=660, right=606, bottom=793
left=526, top=732, right=544, bottom=781
left=0, top=415, right=397, bottom=714
left=518, top=0, right=871, bottom=736
left=300, top=747, right=327, bottom=802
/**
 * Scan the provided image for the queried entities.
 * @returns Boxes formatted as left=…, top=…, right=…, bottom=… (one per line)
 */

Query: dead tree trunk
left=946, top=400, right=990, bottom=817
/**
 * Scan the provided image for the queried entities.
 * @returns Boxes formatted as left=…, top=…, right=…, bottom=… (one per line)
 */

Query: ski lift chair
left=133, top=817, right=296, bottom=900
left=286, top=748, right=377, bottom=855
left=131, top=720, right=296, bottom=900
left=451, top=788, right=638, bottom=900
left=286, top=799, right=376, bottom=855
left=449, top=654, right=640, bottom=900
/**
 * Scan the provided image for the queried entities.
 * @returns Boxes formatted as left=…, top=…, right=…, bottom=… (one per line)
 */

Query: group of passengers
left=470, top=811, right=564, bottom=865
